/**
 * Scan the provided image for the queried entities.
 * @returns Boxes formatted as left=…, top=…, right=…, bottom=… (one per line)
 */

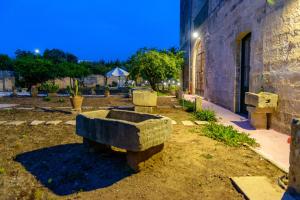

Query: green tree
left=43, top=49, right=66, bottom=64
left=14, top=57, right=57, bottom=88
left=15, top=49, right=35, bottom=59
left=0, top=54, right=13, bottom=71
left=127, top=48, right=184, bottom=91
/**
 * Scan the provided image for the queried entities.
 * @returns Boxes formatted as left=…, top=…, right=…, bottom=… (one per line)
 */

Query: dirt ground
left=0, top=97, right=284, bottom=200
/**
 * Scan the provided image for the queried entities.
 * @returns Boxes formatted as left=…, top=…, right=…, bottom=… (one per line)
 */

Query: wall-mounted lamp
left=192, top=32, right=199, bottom=39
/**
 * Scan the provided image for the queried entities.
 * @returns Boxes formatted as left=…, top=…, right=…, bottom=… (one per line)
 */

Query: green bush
left=201, top=123, right=257, bottom=147
left=43, top=96, right=51, bottom=102
left=39, top=82, right=59, bottom=93
left=194, top=109, right=217, bottom=122
left=179, top=99, right=195, bottom=112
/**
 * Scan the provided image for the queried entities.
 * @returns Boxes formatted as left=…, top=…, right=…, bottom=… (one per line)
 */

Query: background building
left=180, top=0, right=300, bottom=134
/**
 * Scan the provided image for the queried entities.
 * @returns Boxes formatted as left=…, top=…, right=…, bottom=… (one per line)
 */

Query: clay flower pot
left=70, top=96, right=84, bottom=111
left=104, top=90, right=110, bottom=97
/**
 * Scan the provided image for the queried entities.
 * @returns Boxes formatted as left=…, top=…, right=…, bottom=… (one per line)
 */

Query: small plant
left=57, top=98, right=65, bottom=103
left=199, top=123, right=257, bottom=147
left=68, top=79, right=80, bottom=97
left=194, top=109, right=217, bottom=122
left=179, top=99, right=195, bottom=112
left=39, top=82, right=59, bottom=93
left=43, top=96, right=51, bottom=102
left=0, top=167, right=5, bottom=174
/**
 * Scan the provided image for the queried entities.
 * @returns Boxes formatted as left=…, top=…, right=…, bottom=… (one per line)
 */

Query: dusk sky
left=0, top=0, right=180, bottom=61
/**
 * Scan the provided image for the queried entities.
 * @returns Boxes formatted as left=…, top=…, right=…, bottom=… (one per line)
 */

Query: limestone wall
left=181, top=0, right=300, bottom=134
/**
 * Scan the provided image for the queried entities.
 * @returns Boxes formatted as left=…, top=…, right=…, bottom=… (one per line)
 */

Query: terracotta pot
left=104, top=90, right=110, bottom=97
left=70, top=96, right=84, bottom=111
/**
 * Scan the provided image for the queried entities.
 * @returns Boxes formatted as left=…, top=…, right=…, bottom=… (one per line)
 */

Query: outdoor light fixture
left=34, top=49, right=40, bottom=54
left=192, top=32, right=199, bottom=39
left=177, top=82, right=181, bottom=86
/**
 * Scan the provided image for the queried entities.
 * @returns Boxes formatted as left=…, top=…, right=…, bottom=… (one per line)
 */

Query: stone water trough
left=76, top=109, right=172, bottom=171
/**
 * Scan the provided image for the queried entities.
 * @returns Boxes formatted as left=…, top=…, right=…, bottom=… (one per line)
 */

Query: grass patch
left=0, top=167, right=5, bottom=174
left=200, top=123, right=257, bottom=147
left=157, top=91, right=169, bottom=96
left=179, top=99, right=195, bottom=112
left=194, top=109, right=217, bottom=122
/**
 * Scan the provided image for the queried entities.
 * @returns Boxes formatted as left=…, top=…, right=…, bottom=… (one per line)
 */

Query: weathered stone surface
left=171, top=120, right=177, bottom=125
left=231, top=176, right=284, bottom=200
left=195, top=121, right=209, bottom=125
left=46, top=120, right=62, bottom=125
left=173, top=105, right=183, bottom=109
left=247, top=107, right=268, bottom=129
left=76, top=109, right=172, bottom=152
left=65, top=120, right=76, bottom=126
left=30, top=120, right=45, bottom=126
left=182, top=121, right=195, bottom=126
left=127, top=144, right=164, bottom=172
left=134, top=106, right=154, bottom=114
left=195, top=97, right=202, bottom=112
left=132, top=90, right=157, bottom=107
left=6, top=121, right=26, bottom=126
left=0, top=121, right=7, bottom=125
left=245, top=92, right=278, bottom=109
left=288, top=119, right=300, bottom=195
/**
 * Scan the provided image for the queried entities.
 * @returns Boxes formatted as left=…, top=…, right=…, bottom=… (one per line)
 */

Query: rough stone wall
left=180, top=0, right=300, bottom=134
left=0, top=77, right=15, bottom=91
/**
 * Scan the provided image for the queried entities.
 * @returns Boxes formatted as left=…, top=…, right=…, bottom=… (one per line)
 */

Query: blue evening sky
left=0, top=0, right=179, bottom=61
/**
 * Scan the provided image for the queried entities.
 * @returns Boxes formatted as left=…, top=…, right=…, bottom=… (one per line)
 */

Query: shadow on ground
left=15, top=143, right=133, bottom=196
left=231, top=120, right=255, bottom=131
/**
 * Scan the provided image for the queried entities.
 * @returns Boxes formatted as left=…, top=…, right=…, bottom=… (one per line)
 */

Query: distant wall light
left=192, top=32, right=199, bottom=39
left=34, top=49, right=40, bottom=54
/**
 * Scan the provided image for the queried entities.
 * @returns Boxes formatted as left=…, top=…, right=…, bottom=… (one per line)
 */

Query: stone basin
left=76, top=109, right=172, bottom=171
left=245, top=92, right=278, bottom=109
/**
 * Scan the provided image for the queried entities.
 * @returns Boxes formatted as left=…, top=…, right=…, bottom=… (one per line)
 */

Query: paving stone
left=6, top=121, right=26, bottom=126
left=82, top=106, right=94, bottom=109
left=46, top=120, right=62, bottom=125
left=99, top=106, right=113, bottom=110
left=157, top=105, right=171, bottom=109
left=231, top=176, right=284, bottom=200
left=181, top=121, right=195, bottom=126
left=173, top=105, right=183, bottom=109
left=30, top=120, right=45, bottom=126
left=195, top=121, right=209, bottom=125
left=171, top=120, right=177, bottom=125
left=0, top=121, right=7, bottom=125
left=16, top=107, right=34, bottom=110
left=56, top=107, right=72, bottom=109
left=65, top=120, right=76, bottom=126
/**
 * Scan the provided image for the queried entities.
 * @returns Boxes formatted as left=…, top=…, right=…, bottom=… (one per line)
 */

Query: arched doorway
left=191, top=39, right=206, bottom=96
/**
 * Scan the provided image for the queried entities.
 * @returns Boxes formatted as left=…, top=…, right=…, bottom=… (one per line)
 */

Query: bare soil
left=0, top=97, right=284, bottom=200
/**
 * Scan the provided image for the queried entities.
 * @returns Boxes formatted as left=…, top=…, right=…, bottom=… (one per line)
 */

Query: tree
left=0, top=54, right=13, bottom=71
left=43, top=49, right=66, bottom=64
left=127, top=48, right=184, bottom=91
left=14, top=57, right=57, bottom=88
left=15, top=49, right=35, bottom=59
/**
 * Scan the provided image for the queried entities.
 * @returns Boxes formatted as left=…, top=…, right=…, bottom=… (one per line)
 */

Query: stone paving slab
left=30, top=120, right=45, bottom=126
left=65, top=120, right=76, bottom=126
left=46, top=120, right=62, bottom=125
left=5, top=121, right=26, bottom=126
left=195, top=121, right=209, bottom=125
left=0, top=104, right=18, bottom=109
left=231, top=176, right=284, bottom=200
left=0, top=121, right=7, bottom=125
left=157, top=105, right=171, bottom=109
left=173, top=105, right=183, bottom=109
left=181, top=121, right=195, bottom=126
left=171, top=120, right=177, bottom=125
left=16, top=107, right=34, bottom=110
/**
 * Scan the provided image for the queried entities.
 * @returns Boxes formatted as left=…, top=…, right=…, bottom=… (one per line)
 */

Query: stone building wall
left=180, top=0, right=300, bottom=134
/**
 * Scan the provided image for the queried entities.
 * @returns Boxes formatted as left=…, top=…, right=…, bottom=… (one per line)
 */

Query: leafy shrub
left=194, top=109, right=217, bottom=122
left=201, top=123, right=257, bottom=147
left=43, top=96, right=51, bottom=102
left=179, top=99, right=195, bottom=112
left=39, top=82, right=59, bottom=93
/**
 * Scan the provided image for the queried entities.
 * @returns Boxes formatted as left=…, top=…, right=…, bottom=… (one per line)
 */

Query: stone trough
left=76, top=109, right=172, bottom=171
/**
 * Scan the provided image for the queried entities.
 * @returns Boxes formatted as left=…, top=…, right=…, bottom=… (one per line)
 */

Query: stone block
left=195, top=121, right=209, bottom=125
left=132, top=90, right=157, bottom=107
left=247, top=107, right=267, bottom=129
left=245, top=92, right=278, bottom=109
left=6, top=121, right=26, bottom=126
left=182, top=121, right=195, bottom=126
left=46, top=120, right=62, bottom=125
left=288, top=118, right=300, bottom=195
left=30, top=120, right=45, bottom=126
left=134, top=106, right=154, bottom=114
left=195, top=97, right=202, bottom=112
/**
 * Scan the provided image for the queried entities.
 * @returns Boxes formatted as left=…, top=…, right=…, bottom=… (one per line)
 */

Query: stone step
left=231, top=176, right=284, bottom=200
left=181, top=121, right=195, bottom=126
left=194, top=121, right=209, bottom=125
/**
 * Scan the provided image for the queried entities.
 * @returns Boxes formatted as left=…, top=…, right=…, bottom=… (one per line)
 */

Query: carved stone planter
left=76, top=109, right=172, bottom=171
left=245, top=92, right=278, bottom=130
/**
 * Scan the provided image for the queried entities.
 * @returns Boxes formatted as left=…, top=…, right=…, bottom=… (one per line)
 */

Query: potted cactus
left=69, top=79, right=84, bottom=112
